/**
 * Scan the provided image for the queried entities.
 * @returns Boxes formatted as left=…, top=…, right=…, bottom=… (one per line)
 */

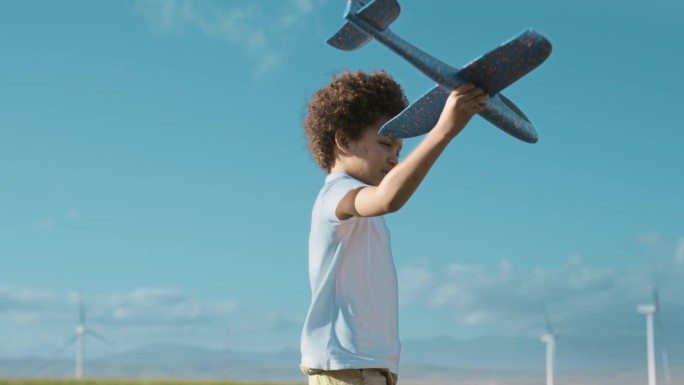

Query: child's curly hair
left=304, top=70, right=408, bottom=172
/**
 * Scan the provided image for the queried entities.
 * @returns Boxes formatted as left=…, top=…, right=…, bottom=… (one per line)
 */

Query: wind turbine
left=540, top=305, right=557, bottom=385
left=639, top=284, right=673, bottom=385
left=637, top=287, right=660, bottom=385
left=59, top=291, right=113, bottom=378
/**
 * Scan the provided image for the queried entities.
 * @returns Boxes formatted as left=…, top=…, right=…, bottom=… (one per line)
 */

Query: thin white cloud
left=463, top=310, right=488, bottom=326
left=0, top=285, right=60, bottom=309
left=0, top=311, right=42, bottom=324
left=0, top=285, right=245, bottom=356
left=33, top=208, right=80, bottom=229
left=135, top=0, right=325, bottom=76
left=261, top=313, right=304, bottom=334
left=635, top=231, right=665, bottom=248
left=633, top=232, right=683, bottom=268
left=397, top=265, right=434, bottom=304
left=33, top=217, right=56, bottom=229
left=398, top=249, right=684, bottom=337
left=675, top=238, right=684, bottom=264
left=633, top=231, right=676, bottom=260
left=105, top=287, right=237, bottom=324
left=0, top=283, right=298, bottom=357
left=65, top=208, right=80, bottom=221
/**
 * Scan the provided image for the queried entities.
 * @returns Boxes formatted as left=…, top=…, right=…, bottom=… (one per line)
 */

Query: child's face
left=345, top=119, right=403, bottom=186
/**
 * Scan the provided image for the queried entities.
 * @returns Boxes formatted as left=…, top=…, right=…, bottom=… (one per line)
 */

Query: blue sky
left=1, top=0, right=683, bottom=369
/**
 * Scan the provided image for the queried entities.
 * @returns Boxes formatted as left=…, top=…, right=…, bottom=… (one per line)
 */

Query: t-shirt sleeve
left=321, top=176, right=366, bottom=223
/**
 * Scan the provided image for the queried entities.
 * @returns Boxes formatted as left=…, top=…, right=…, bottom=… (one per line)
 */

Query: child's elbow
left=384, top=197, right=406, bottom=214
left=374, top=185, right=408, bottom=214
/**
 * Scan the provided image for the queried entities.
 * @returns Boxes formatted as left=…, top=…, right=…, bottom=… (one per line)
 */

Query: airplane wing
left=378, top=85, right=448, bottom=139
left=379, top=29, right=550, bottom=142
left=479, top=93, right=538, bottom=143
left=457, top=29, right=552, bottom=96
left=378, top=86, right=538, bottom=143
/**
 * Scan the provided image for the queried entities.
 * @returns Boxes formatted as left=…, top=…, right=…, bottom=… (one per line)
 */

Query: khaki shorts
left=301, top=366, right=398, bottom=385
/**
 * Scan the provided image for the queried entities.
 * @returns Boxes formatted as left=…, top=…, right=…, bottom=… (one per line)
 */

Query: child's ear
left=335, top=131, right=352, bottom=154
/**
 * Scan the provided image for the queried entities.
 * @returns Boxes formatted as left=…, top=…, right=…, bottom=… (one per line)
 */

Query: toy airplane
left=328, top=0, right=552, bottom=143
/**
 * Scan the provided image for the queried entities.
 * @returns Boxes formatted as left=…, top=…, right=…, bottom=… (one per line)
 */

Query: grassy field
left=0, top=380, right=300, bottom=385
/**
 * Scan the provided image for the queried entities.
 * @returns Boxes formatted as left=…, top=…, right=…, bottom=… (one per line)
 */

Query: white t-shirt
left=300, top=172, right=400, bottom=374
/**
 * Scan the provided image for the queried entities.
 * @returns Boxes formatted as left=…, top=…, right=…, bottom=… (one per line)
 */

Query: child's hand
left=435, top=83, right=488, bottom=138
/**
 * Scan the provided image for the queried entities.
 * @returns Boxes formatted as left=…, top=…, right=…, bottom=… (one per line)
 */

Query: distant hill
left=1, top=334, right=681, bottom=382
left=0, top=344, right=302, bottom=381
left=402, top=334, right=652, bottom=371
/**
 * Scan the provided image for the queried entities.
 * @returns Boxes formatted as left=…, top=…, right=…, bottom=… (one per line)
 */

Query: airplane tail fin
left=327, top=0, right=401, bottom=51
left=327, top=22, right=374, bottom=51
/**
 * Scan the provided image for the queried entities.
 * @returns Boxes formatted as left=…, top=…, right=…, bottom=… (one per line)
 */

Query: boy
left=300, top=70, right=487, bottom=385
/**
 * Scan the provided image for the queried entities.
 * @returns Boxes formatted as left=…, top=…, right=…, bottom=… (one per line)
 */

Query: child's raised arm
left=336, top=84, right=488, bottom=219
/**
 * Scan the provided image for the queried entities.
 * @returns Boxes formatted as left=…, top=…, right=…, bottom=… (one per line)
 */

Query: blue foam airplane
left=327, top=0, right=552, bottom=143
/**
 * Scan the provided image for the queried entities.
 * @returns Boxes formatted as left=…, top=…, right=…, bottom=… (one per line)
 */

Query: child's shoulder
left=316, top=172, right=365, bottom=203
left=325, top=172, right=365, bottom=187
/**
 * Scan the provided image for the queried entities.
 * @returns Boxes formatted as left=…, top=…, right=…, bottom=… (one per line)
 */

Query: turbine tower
left=540, top=334, right=555, bottom=385
left=540, top=305, right=556, bottom=385
left=637, top=297, right=657, bottom=385
left=75, top=292, right=86, bottom=378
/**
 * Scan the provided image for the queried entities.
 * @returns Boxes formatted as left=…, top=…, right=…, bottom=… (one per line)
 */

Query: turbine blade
left=24, top=336, right=77, bottom=378
left=661, top=349, right=672, bottom=382
left=54, top=334, right=78, bottom=358
left=87, top=329, right=115, bottom=347
left=77, top=290, right=86, bottom=325
left=652, top=283, right=671, bottom=383
left=543, top=304, right=554, bottom=336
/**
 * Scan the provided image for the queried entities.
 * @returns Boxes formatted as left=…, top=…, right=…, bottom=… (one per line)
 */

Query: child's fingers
left=475, top=92, right=489, bottom=105
left=448, top=84, right=489, bottom=114
left=464, top=94, right=489, bottom=114
left=459, top=90, right=488, bottom=108
left=463, top=87, right=488, bottom=102
left=453, top=85, right=487, bottom=103
left=453, top=83, right=476, bottom=95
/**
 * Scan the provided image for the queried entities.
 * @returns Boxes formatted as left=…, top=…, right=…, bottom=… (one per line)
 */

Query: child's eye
left=380, top=142, right=391, bottom=148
